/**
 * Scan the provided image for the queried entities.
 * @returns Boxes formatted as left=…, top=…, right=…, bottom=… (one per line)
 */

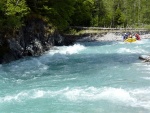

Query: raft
left=124, top=38, right=136, bottom=43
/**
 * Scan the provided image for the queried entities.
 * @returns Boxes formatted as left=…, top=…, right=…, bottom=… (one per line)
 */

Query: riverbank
left=79, top=33, right=150, bottom=42
left=1, top=25, right=150, bottom=64
left=0, top=19, right=67, bottom=64
left=66, top=27, right=150, bottom=42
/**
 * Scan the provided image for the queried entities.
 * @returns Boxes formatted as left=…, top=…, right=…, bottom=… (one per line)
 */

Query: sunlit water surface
left=1, top=34, right=150, bottom=113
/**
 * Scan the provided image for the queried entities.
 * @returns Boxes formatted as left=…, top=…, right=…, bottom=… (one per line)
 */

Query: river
left=0, top=34, right=150, bottom=113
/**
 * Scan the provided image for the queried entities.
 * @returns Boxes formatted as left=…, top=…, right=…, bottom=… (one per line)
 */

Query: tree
left=91, top=0, right=106, bottom=27
left=27, top=0, right=76, bottom=31
left=0, top=0, right=150, bottom=34
left=143, top=0, right=150, bottom=24
left=70, top=0, right=94, bottom=27
left=4, top=0, right=29, bottom=31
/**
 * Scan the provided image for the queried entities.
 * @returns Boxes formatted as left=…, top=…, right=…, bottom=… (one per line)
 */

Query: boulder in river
left=139, top=55, right=150, bottom=62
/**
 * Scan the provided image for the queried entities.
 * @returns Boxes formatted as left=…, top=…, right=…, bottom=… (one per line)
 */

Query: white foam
left=135, top=40, right=147, bottom=44
left=64, top=87, right=136, bottom=103
left=141, top=77, right=150, bottom=80
left=97, top=87, right=135, bottom=102
left=63, top=87, right=150, bottom=110
left=1, top=87, right=150, bottom=110
left=130, top=88, right=150, bottom=109
left=0, top=87, right=69, bottom=103
left=49, top=44, right=85, bottom=55
left=32, top=90, right=45, bottom=98
left=0, top=92, right=28, bottom=102
left=118, top=48, right=132, bottom=53
left=117, top=47, right=147, bottom=54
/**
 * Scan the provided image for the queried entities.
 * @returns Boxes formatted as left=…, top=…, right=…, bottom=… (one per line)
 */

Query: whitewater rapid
left=1, top=33, right=150, bottom=113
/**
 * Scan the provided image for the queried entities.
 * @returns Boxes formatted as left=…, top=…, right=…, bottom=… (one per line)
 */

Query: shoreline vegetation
left=68, top=26, right=149, bottom=34
left=65, top=27, right=150, bottom=42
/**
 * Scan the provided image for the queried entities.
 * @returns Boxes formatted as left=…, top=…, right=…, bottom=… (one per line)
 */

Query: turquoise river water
left=1, top=34, right=150, bottom=113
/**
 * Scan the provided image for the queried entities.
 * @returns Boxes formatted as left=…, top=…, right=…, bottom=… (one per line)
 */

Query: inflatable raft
left=124, top=38, right=136, bottom=43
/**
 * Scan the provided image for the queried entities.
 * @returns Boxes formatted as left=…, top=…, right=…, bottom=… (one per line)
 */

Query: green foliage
left=0, top=0, right=29, bottom=32
left=26, top=0, right=76, bottom=31
left=6, top=0, right=29, bottom=16
left=144, top=25, right=150, bottom=30
left=46, top=0, right=75, bottom=30
left=70, top=0, right=94, bottom=27
left=0, top=0, right=150, bottom=34
left=114, top=8, right=125, bottom=26
left=66, top=28, right=77, bottom=35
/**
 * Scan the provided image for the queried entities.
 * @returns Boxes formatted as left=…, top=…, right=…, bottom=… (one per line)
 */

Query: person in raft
left=123, top=32, right=141, bottom=41
left=135, top=33, right=141, bottom=40
left=128, top=33, right=132, bottom=38
left=123, top=32, right=132, bottom=40
left=123, top=33, right=129, bottom=40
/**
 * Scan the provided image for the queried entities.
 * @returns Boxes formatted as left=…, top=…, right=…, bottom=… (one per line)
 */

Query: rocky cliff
left=0, top=18, right=75, bottom=64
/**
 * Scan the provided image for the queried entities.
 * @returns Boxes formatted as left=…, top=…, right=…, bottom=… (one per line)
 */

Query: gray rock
left=139, top=55, right=150, bottom=62
left=0, top=18, right=71, bottom=64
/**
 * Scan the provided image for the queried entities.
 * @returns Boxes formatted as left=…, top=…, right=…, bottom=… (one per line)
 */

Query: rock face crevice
left=0, top=19, right=72, bottom=64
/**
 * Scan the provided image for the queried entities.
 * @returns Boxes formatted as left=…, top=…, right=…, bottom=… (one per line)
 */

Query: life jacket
left=135, top=34, right=141, bottom=40
left=123, top=34, right=128, bottom=39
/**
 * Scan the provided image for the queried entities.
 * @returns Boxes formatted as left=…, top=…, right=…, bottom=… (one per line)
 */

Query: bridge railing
left=70, top=26, right=147, bottom=31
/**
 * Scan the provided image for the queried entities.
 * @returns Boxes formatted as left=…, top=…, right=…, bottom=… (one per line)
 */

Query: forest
left=0, top=0, right=150, bottom=33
